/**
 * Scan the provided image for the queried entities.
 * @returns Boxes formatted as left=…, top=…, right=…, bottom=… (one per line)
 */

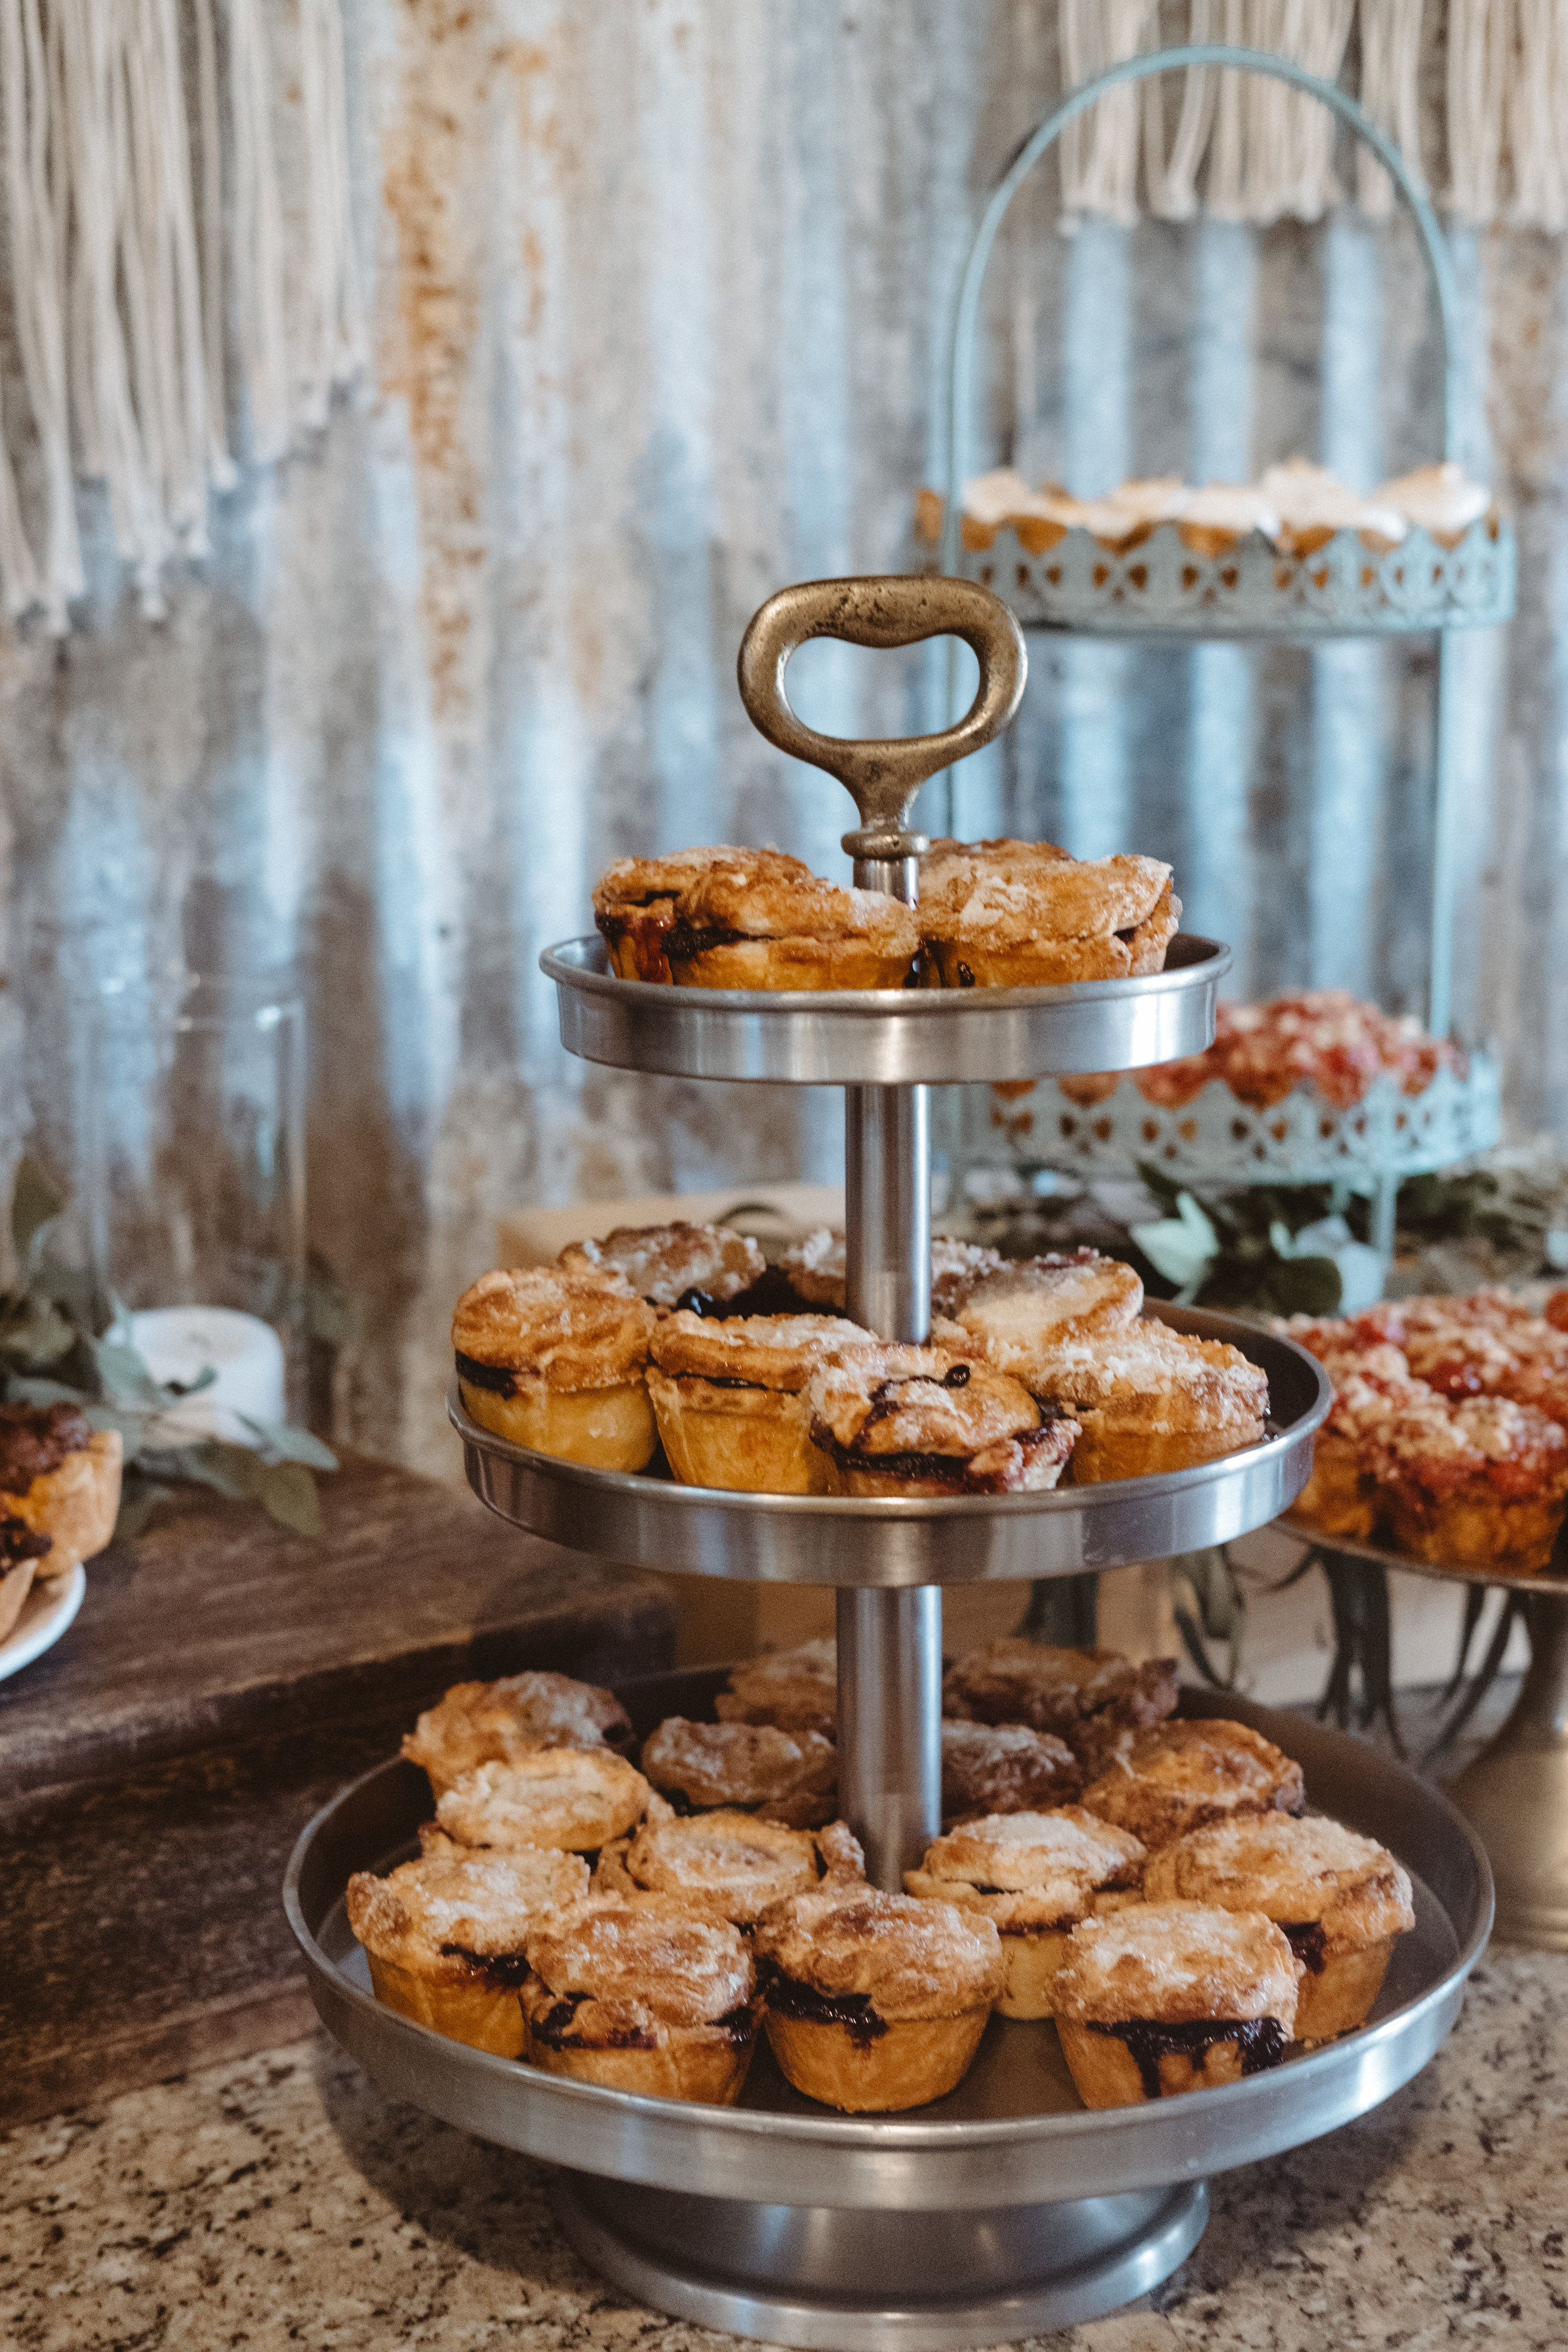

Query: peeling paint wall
left=1, top=3, right=1565, bottom=1475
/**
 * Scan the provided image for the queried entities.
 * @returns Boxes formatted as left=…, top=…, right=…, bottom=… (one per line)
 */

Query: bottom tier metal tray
left=285, top=1677, right=1490, bottom=2351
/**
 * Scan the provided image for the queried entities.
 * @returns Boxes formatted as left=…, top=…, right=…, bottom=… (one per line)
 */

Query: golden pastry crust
left=453, top=1266, right=655, bottom=1389
left=347, top=1847, right=590, bottom=1980
left=641, top=1717, right=839, bottom=1825
left=434, top=1749, right=652, bottom=1853
left=593, top=848, right=812, bottom=982
left=559, top=1221, right=766, bottom=1309
left=940, top=1719, right=1082, bottom=1820
left=755, top=1883, right=1004, bottom=2018
left=0, top=1525, right=47, bottom=1641
left=777, top=1227, right=1004, bottom=1316
left=648, top=1312, right=881, bottom=1493
left=522, top=1894, right=760, bottom=2104
left=1054, top=1901, right=1300, bottom=2026
left=716, top=1638, right=839, bottom=1737
left=937, top=1251, right=1145, bottom=1357
left=595, top=1809, right=859, bottom=1923
left=919, top=854, right=1179, bottom=987
left=993, top=1322, right=1270, bottom=1483
left=402, top=1673, right=633, bottom=1798
left=1081, top=1720, right=1306, bottom=1848
left=941, top=1640, right=1179, bottom=1751
left=667, top=867, right=920, bottom=991
left=650, top=1310, right=874, bottom=1389
left=1370, top=1394, right=1568, bottom=1569
left=918, top=837, right=1072, bottom=899
left=1143, top=1814, right=1413, bottom=1951
left=0, top=1421, right=123, bottom=1576
left=807, top=1346, right=1076, bottom=1496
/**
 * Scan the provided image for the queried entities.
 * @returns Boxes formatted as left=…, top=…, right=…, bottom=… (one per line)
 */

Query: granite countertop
left=4, top=1945, right=1564, bottom=2352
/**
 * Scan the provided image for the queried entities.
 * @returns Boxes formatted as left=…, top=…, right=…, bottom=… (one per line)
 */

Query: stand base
left=551, top=2172, right=1208, bottom=2351
left=1447, top=1593, right=1568, bottom=1952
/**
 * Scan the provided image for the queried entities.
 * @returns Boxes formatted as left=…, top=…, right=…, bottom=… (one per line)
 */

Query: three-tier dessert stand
left=287, top=578, right=1489, bottom=2348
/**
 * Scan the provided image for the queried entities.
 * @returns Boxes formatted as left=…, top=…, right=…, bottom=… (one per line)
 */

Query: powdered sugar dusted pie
left=918, top=836, right=1072, bottom=901
left=559, top=1219, right=766, bottom=1311
left=1053, top=1901, right=1301, bottom=2107
left=452, top=1266, right=659, bottom=1469
left=940, top=1719, right=1082, bottom=1821
left=0, top=1402, right=123, bottom=1577
left=807, top=1346, right=1077, bottom=1496
left=986, top=1320, right=1270, bottom=1484
left=941, top=1640, right=1179, bottom=1756
left=753, top=1881, right=1004, bottom=2111
left=1080, top=1719, right=1306, bottom=1849
left=906, top=1808, right=1146, bottom=2018
left=934, top=1250, right=1144, bottom=1358
left=648, top=1310, right=881, bottom=1493
left=346, top=1846, right=589, bottom=2058
left=1143, top=1814, right=1414, bottom=2042
left=593, top=846, right=812, bottom=983
left=666, top=861, right=920, bottom=991
left=521, top=1894, right=761, bottom=2104
left=716, top=1638, right=839, bottom=1737
left=595, top=1808, right=863, bottom=1924
left=919, top=851, right=1178, bottom=988
left=641, top=1716, right=839, bottom=1828
left=433, top=1749, right=653, bottom=1854
left=403, top=1671, right=634, bottom=1798
left=778, top=1227, right=1003, bottom=1317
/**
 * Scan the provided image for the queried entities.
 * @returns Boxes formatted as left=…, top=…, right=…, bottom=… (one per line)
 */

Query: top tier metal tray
left=543, top=934, right=1228, bottom=1087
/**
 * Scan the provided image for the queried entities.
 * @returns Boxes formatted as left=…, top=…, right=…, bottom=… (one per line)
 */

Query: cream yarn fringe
left=1060, top=0, right=1568, bottom=236
left=0, top=0, right=363, bottom=632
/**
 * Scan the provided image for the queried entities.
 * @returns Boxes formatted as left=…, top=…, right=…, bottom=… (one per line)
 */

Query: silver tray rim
left=450, top=1305, right=1333, bottom=1587
left=284, top=1688, right=1491, bottom=2212
left=1277, top=1515, right=1568, bottom=1600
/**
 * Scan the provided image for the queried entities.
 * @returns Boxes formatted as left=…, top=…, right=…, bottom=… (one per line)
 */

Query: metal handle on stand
left=739, top=575, right=1027, bottom=1886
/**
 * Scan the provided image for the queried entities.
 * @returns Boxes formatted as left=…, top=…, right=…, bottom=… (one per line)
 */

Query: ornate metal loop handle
left=736, top=575, right=1026, bottom=859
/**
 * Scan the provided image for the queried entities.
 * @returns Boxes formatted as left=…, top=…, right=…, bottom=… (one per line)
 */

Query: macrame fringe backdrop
left=1059, top=0, right=1568, bottom=236
left=0, top=0, right=362, bottom=632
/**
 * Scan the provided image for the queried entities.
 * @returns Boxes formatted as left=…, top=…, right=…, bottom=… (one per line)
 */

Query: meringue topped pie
left=807, top=1345, right=1078, bottom=1496
left=521, top=1894, right=761, bottom=2104
left=452, top=1266, right=659, bottom=1469
left=593, top=845, right=812, bottom=982
left=647, top=1310, right=880, bottom=1493
left=906, top=1808, right=1146, bottom=2018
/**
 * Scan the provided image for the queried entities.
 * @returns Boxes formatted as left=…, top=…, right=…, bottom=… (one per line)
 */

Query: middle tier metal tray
left=452, top=1305, right=1331, bottom=1586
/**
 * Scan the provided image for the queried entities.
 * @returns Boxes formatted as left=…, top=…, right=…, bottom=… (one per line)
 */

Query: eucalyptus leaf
left=85, top=1333, right=166, bottom=1404
left=253, top=1460, right=322, bottom=1536
left=11, top=1155, right=63, bottom=1268
left=114, top=1478, right=173, bottom=1540
left=236, top=1414, right=338, bottom=1470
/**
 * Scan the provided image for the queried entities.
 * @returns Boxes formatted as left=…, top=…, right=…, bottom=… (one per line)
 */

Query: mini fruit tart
left=1288, top=1368, right=1439, bottom=1542
left=641, top=1716, right=839, bottom=1828
left=559, top=1219, right=766, bottom=1312
left=941, top=1639, right=1179, bottom=1756
left=778, top=1226, right=1003, bottom=1316
left=715, top=1637, right=839, bottom=1737
left=452, top=1266, right=659, bottom=1470
left=919, top=851, right=1178, bottom=988
left=522, top=1894, right=761, bottom=2103
left=647, top=1310, right=879, bottom=1493
left=402, top=1671, right=634, bottom=1800
left=753, top=1882, right=1004, bottom=2111
left=432, top=1748, right=654, bottom=1855
left=594, top=1808, right=863, bottom=1926
left=1080, top=1719, right=1306, bottom=1850
left=346, top=1845, right=588, bottom=2058
left=940, top=1719, right=1083, bottom=1822
left=933, top=1250, right=1145, bottom=1357
left=665, top=864, right=920, bottom=990
left=1369, top=1394, right=1568, bottom=1571
left=807, top=1347, right=1077, bottom=1496
left=0, top=1402, right=123, bottom=1577
left=1053, top=1901, right=1301, bottom=2107
left=905, top=1808, right=1146, bottom=2018
left=1143, top=1814, right=1414, bottom=2043
left=593, top=846, right=812, bottom=983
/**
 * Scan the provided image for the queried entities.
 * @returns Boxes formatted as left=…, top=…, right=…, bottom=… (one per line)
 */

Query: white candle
left=128, top=1306, right=287, bottom=1444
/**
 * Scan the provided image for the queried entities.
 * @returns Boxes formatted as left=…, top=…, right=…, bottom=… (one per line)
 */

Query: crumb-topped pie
left=906, top=1808, right=1146, bottom=2018
left=665, top=862, right=920, bottom=991
left=753, top=1882, right=1004, bottom=2111
left=593, top=846, right=812, bottom=983
left=402, top=1671, right=633, bottom=1799
left=941, top=1640, right=1179, bottom=1757
left=1369, top=1393, right=1568, bottom=1570
left=716, top=1638, right=839, bottom=1737
left=919, top=851, right=1179, bottom=988
left=0, top=1402, right=123, bottom=1577
left=1053, top=1901, right=1301, bottom=2107
left=807, top=1347, right=1077, bottom=1495
left=648, top=1310, right=879, bottom=1493
left=595, top=1808, right=862, bottom=1925
left=1143, top=1814, right=1414, bottom=2042
left=967, top=1317, right=1270, bottom=1485
left=346, top=1845, right=588, bottom=2057
left=521, top=1894, right=761, bottom=2104
left=940, top=1719, right=1083, bottom=1821
left=558, top=1219, right=766, bottom=1311
left=432, top=1748, right=653, bottom=1854
left=1080, top=1719, right=1306, bottom=1849
left=452, top=1266, right=659, bottom=1469
left=641, top=1716, right=839, bottom=1827
left=778, top=1226, right=1003, bottom=1317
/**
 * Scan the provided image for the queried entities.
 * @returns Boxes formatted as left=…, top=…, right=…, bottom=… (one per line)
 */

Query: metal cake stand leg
left=1448, top=1591, right=1568, bottom=1949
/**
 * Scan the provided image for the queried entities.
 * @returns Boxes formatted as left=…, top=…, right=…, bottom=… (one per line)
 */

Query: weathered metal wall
left=0, top=3, right=1562, bottom=1473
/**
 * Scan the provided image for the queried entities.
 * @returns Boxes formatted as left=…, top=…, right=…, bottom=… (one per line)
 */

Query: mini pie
left=1143, top=1814, right=1414, bottom=2042
left=1080, top=1719, right=1306, bottom=1850
left=778, top=1227, right=1003, bottom=1318
left=982, top=1320, right=1270, bottom=1484
left=452, top=1266, right=659, bottom=1469
left=0, top=1402, right=123, bottom=1576
left=346, top=1845, right=588, bottom=2058
left=403, top=1672, right=633, bottom=1799
left=593, top=847, right=812, bottom=982
left=595, top=1808, right=862, bottom=1924
left=716, top=1637, right=839, bottom=1737
left=522, top=1894, right=761, bottom=2102
left=906, top=1808, right=1146, bottom=2018
left=942, top=1640, right=1179, bottom=1757
left=918, top=837, right=1072, bottom=901
left=807, top=1346, right=1077, bottom=1496
left=753, top=1882, right=1005, bottom=2111
left=919, top=852, right=1178, bottom=988
left=647, top=1310, right=879, bottom=1494
left=433, top=1749, right=653, bottom=1853
left=934, top=1250, right=1145, bottom=1359
left=559, top=1219, right=766, bottom=1311
left=1369, top=1394, right=1568, bottom=1571
left=0, top=1513, right=52, bottom=1642
left=665, top=862, right=921, bottom=991
left=1053, top=1901, right=1301, bottom=2107
left=1288, top=1367, right=1436, bottom=1542
left=940, top=1719, right=1083, bottom=1822
left=641, top=1716, right=839, bottom=1828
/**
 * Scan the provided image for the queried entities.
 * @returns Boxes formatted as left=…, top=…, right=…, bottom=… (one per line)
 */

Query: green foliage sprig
left=1, top=1157, right=337, bottom=1539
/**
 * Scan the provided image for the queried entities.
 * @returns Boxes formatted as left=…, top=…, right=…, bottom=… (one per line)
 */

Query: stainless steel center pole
left=839, top=847, right=942, bottom=1890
